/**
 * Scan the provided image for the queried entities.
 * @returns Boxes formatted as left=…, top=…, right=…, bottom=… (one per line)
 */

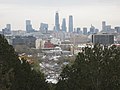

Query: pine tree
left=0, top=35, right=20, bottom=90
left=0, top=35, right=50, bottom=90
left=56, top=44, right=120, bottom=90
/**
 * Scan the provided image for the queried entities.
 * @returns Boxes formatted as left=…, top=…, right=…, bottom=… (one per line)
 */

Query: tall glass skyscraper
left=26, top=20, right=34, bottom=33
left=55, top=12, right=60, bottom=32
left=62, top=18, right=66, bottom=32
left=69, top=15, right=73, bottom=33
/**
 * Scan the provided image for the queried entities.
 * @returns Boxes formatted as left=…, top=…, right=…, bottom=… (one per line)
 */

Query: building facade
left=115, top=27, right=120, bottom=33
left=40, top=23, right=48, bottom=33
left=44, top=40, right=54, bottom=48
left=69, top=15, right=73, bottom=33
left=92, top=33, right=114, bottom=45
left=102, top=21, right=106, bottom=31
left=83, top=27, right=88, bottom=35
left=26, top=20, right=34, bottom=33
left=55, top=12, right=60, bottom=32
left=12, top=36, right=36, bottom=48
left=2, top=24, right=11, bottom=34
left=62, top=18, right=67, bottom=32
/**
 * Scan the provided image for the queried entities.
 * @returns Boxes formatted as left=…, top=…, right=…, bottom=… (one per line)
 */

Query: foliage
left=12, top=58, right=49, bottom=90
left=56, top=44, right=120, bottom=90
left=0, top=35, right=49, bottom=90
left=0, top=35, right=20, bottom=90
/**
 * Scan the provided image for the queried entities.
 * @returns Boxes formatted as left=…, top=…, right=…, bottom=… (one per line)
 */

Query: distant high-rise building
left=40, top=23, right=48, bottom=33
left=115, top=27, right=120, bottom=33
left=102, top=21, right=106, bottom=31
left=55, top=12, right=60, bottom=32
left=62, top=18, right=66, bottom=32
left=26, top=20, right=34, bottom=33
left=76, top=27, right=82, bottom=34
left=2, top=24, right=11, bottom=34
left=102, top=21, right=113, bottom=33
left=6, top=24, right=11, bottom=31
left=26, top=20, right=31, bottom=25
left=69, top=15, right=73, bottom=33
left=106, top=25, right=111, bottom=33
left=83, top=27, right=87, bottom=35
left=94, top=29, right=99, bottom=33
left=90, top=25, right=95, bottom=34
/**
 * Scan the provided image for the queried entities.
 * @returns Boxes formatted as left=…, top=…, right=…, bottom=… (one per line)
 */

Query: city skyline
left=0, top=0, right=120, bottom=30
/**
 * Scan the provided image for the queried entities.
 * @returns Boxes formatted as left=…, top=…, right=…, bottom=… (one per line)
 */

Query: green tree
left=0, top=35, right=20, bottom=90
left=12, top=58, right=49, bottom=90
left=0, top=35, right=49, bottom=90
left=56, top=44, right=120, bottom=90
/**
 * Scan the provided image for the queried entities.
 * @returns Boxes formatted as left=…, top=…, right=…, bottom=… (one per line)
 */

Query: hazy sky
left=0, top=0, right=120, bottom=30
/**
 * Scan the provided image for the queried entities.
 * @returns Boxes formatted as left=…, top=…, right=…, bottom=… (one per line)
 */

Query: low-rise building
left=70, top=34, right=88, bottom=45
left=36, top=39, right=45, bottom=49
left=12, top=36, right=36, bottom=48
left=92, top=33, right=114, bottom=45
left=44, top=40, right=54, bottom=49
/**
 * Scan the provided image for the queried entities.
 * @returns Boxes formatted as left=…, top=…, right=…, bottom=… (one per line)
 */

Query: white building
left=51, top=38, right=61, bottom=45
left=36, top=39, right=45, bottom=49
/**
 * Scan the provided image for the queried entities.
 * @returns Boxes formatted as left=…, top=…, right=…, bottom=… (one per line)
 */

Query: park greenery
left=0, top=34, right=120, bottom=90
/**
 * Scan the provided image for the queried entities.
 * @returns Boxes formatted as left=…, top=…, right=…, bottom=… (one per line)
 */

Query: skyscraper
left=102, top=21, right=106, bottom=31
left=39, top=23, right=48, bottom=33
left=106, top=25, right=111, bottom=33
left=83, top=27, right=87, bottom=35
left=6, top=24, right=11, bottom=32
left=26, top=20, right=34, bottom=33
left=76, top=27, right=82, bottom=34
left=115, top=27, right=120, bottom=33
left=55, top=12, right=60, bottom=32
left=90, top=24, right=95, bottom=34
left=62, top=18, right=66, bottom=32
left=69, top=15, right=73, bottom=33
left=2, top=24, right=11, bottom=34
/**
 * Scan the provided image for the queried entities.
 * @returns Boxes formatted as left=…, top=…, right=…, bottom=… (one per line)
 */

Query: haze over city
left=0, top=0, right=120, bottom=30
left=1, top=0, right=120, bottom=88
